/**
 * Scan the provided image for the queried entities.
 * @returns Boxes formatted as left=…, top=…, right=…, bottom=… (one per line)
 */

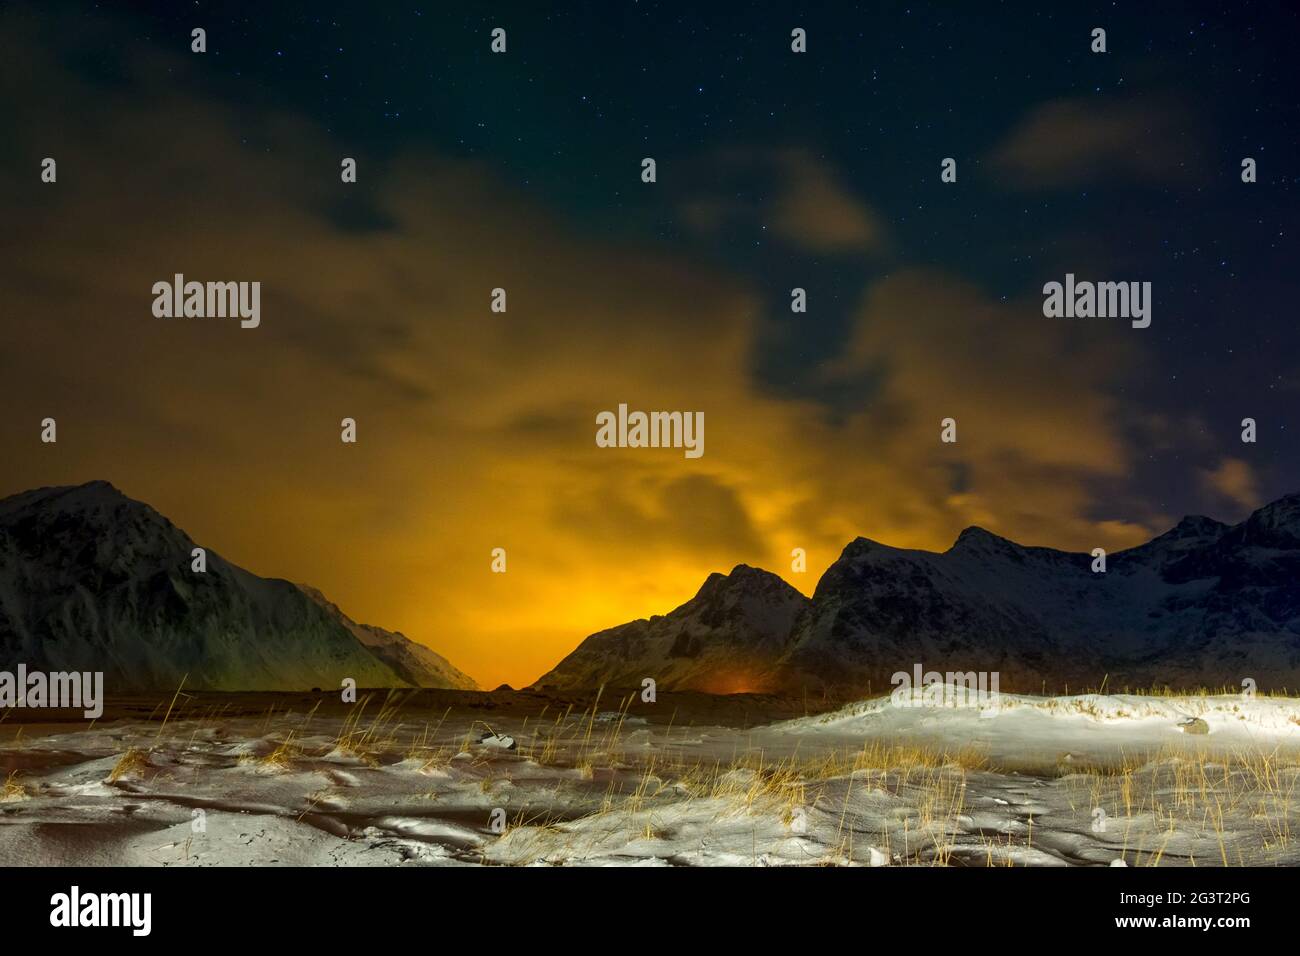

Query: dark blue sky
left=9, top=0, right=1299, bottom=530
left=83, top=1, right=1296, bottom=515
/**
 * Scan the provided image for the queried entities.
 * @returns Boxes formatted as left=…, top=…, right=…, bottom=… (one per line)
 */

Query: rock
left=477, top=732, right=517, bottom=750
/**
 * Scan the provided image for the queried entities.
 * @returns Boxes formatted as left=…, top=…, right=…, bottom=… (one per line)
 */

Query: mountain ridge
left=0, top=480, right=476, bottom=691
left=5, top=480, right=1297, bottom=697
left=537, top=494, right=1300, bottom=694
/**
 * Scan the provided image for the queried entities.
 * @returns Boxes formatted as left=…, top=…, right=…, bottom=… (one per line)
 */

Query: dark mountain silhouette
left=296, top=584, right=477, bottom=690
left=533, top=564, right=810, bottom=694
left=536, top=494, right=1300, bottom=694
left=0, top=481, right=477, bottom=691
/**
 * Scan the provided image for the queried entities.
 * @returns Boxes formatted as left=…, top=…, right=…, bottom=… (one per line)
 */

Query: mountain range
left=535, top=494, right=1300, bottom=694
left=4, top=481, right=1299, bottom=696
left=0, top=481, right=477, bottom=691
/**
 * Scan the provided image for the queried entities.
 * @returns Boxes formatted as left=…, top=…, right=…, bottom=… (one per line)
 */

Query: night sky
left=3, top=1, right=1298, bottom=687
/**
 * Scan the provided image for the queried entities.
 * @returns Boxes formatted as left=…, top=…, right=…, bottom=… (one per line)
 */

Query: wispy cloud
left=991, top=95, right=1202, bottom=187
left=1201, top=457, right=1261, bottom=513
left=678, top=147, right=888, bottom=252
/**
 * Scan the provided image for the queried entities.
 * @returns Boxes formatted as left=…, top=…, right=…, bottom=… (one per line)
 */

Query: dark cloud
left=991, top=95, right=1203, bottom=187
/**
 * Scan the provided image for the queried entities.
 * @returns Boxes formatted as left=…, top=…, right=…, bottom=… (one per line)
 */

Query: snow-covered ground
left=2, top=690, right=1298, bottom=866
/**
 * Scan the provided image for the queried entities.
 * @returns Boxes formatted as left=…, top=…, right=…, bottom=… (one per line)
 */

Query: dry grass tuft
left=2, top=770, right=27, bottom=801
left=109, top=747, right=150, bottom=782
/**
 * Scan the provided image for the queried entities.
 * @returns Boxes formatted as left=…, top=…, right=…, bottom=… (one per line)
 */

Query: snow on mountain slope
left=297, top=584, right=479, bottom=690
left=534, top=564, right=810, bottom=692
left=0, top=481, right=472, bottom=691
left=535, top=495, right=1300, bottom=694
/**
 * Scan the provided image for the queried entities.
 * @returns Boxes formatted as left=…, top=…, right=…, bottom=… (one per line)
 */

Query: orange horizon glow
left=0, top=15, right=1203, bottom=691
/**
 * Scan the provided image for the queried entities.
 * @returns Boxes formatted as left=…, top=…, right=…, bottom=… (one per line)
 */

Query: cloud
left=0, top=9, right=1153, bottom=687
left=678, top=147, right=888, bottom=252
left=553, top=473, right=766, bottom=558
left=820, top=270, right=1150, bottom=552
left=768, top=149, right=888, bottom=251
left=991, top=96, right=1201, bottom=187
left=1201, top=458, right=1261, bottom=513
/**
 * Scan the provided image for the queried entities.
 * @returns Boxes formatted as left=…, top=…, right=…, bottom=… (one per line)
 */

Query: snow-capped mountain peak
left=0, top=481, right=476, bottom=691
left=537, top=493, right=1300, bottom=694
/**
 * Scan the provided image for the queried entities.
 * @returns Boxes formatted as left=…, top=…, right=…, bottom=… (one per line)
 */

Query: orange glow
left=0, top=24, right=1157, bottom=690
left=693, top=673, right=774, bottom=696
